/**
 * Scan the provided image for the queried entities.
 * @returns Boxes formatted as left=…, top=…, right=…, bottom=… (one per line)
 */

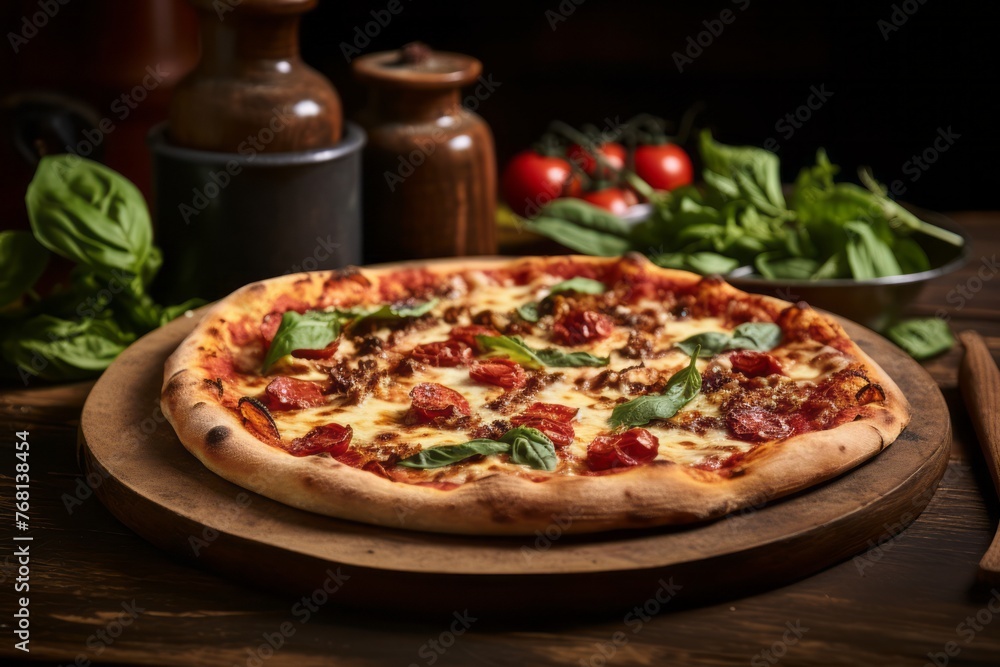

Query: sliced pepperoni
left=517, top=402, right=578, bottom=423
left=290, top=340, right=340, bottom=360
left=237, top=396, right=280, bottom=444
left=288, top=423, right=353, bottom=457
left=469, top=359, right=527, bottom=390
left=586, top=428, right=659, bottom=471
left=411, top=340, right=473, bottom=367
left=510, top=417, right=575, bottom=448
left=362, top=460, right=394, bottom=480
left=263, top=376, right=327, bottom=411
left=406, top=383, right=471, bottom=425
left=729, top=350, right=783, bottom=377
left=725, top=407, right=793, bottom=443
left=448, top=324, right=501, bottom=350
left=552, top=310, right=613, bottom=346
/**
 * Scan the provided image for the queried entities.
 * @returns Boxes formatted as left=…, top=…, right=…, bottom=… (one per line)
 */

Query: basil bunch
left=397, top=427, right=557, bottom=471
left=0, top=155, right=202, bottom=382
left=521, top=131, right=963, bottom=284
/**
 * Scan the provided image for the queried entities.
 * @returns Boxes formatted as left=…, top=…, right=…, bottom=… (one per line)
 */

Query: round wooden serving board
left=79, top=310, right=951, bottom=615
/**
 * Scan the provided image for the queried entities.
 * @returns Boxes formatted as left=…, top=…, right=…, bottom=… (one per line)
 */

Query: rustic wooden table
left=3, top=212, right=1000, bottom=667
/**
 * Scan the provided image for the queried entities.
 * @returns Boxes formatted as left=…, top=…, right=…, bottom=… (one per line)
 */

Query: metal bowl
left=725, top=206, right=970, bottom=330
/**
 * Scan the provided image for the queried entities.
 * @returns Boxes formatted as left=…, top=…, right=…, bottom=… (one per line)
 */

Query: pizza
left=160, top=254, right=909, bottom=535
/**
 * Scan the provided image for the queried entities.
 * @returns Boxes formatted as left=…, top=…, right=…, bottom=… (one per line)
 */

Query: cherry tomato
left=502, top=150, right=579, bottom=217
left=510, top=417, right=575, bottom=448
left=552, top=310, right=614, bottom=346
left=633, top=143, right=693, bottom=191
left=725, top=407, right=792, bottom=443
left=469, top=359, right=527, bottom=390
left=586, top=428, right=660, bottom=471
left=407, top=383, right=471, bottom=424
left=410, top=340, right=472, bottom=367
left=728, top=350, right=784, bottom=377
left=263, top=376, right=327, bottom=411
left=518, top=402, right=578, bottom=423
left=580, top=187, right=635, bottom=216
left=448, top=325, right=500, bottom=350
left=566, top=142, right=626, bottom=175
left=288, top=423, right=353, bottom=457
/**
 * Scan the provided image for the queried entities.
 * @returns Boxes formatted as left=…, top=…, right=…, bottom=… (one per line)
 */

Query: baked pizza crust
left=161, top=254, right=910, bottom=535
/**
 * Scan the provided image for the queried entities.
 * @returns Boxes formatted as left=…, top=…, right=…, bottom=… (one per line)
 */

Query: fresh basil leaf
left=535, top=348, right=610, bottom=368
left=676, top=331, right=731, bottom=357
left=609, top=348, right=701, bottom=428
left=845, top=221, right=901, bottom=280
left=476, top=334, right=544, bottom=369
left=25, top=155, right=153, bottom=278
left=700, top=130, right=786, bottom=215
left=537, top=198, right=631, bottom=237
left=547, top=277, right=606, bottom=295
left=348, top=298, right=438, bottom=330
left=893, top=237, right=932, bottom=275
left=1, top=314, right=135, bottom=381
left=477, top=334, right=609, bottom=369
left=886, top=318, right=954, bottom=360
left=396, top=439, right=511, bottom=469
left=754, top=253, right=819, bottom=280
left=517, top=302, right=540, bottom=322
left=262, top=310, right=342, bottom=371
left=685, top=252, right=741, bottom=276
left=728, top=322, right=782, bottom=352
left=501, top=427, right=557, bottom=471
left=0, top=231, right=49, bottom=307
left=523, top=216, right=633, bottom=257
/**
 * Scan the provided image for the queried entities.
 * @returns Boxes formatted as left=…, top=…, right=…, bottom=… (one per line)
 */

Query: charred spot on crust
left=168, top=368, right=188, bottom=382
left=163, top=374, right=188, bottom=398
left=247, top=283, right=267, bottom=293
left=205, top=425, right=230, bottom=447
left=204, top=377, right=224, bottom=399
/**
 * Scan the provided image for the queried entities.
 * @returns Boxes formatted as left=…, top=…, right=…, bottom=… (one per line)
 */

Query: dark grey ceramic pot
left=148, top=122, right=365, bottom=302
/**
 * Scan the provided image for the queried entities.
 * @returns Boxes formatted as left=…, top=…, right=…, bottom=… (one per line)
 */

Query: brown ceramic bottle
left=354, top=44, right=497, bottom=262
left=169, top=0, right=341, bottom=152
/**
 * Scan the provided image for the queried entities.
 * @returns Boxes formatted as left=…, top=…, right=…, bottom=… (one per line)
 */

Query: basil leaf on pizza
left=501, top=427, right=557, bottom=471
left=477, top=335, right=609, bottom=369
left=729, top=322, right=782, bottom=352
left=477, top=335, right=544, bottom=369
left=676, top=323, right=782, bottom=357
left=517, top=302, right=540, bottom=322
left=262, top=311, right=342, bottom=371
left=349, top=298, right=439, bottom=330
left=535, top=348, right=610, bottom=367
left=397, top=439, right=511, bottom=469
left=547, top=277, right=606, bottom=296
left=609, top=348, right=702, bottom=428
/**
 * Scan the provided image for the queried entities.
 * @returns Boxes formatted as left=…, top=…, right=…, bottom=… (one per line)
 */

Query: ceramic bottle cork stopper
left=170, top=0, right=341, bottom=153
left=354, top=43, right=497, bottom=262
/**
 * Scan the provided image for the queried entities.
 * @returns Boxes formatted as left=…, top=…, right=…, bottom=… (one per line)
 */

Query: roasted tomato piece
left=290, top=340, right=340, bottom=360
left=518, top=402, right=578, bottom=423
left=469, top=358, right=527, bottom=390
left=362, top=460, right=394, bottom=480
left=287, top=423, right=353, bottom=457
left=448, top=324, right=501, bottom=350
left=263, top=376, right=327, bottom=411
left=725, top=407, right=793, bottom=443
left=586, top=428, right=660, bottom=471
left=411, top=340, right=473, bottom=367
left=260, top=312, right=283, bottom=343
left=856, top=383, right=886, bottom=405
left=729, top=350, right=783, bottom=377
left=237, top=396, right=280, bottom=443
left=510, top=417, right=575, bottom=448
left=552, top=310, right=613, bottom=346
left=406, top=382, right=471, bottom=424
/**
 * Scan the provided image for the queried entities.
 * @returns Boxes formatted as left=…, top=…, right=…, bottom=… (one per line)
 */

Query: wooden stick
left=958, top=330, right=1000, bottom=582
